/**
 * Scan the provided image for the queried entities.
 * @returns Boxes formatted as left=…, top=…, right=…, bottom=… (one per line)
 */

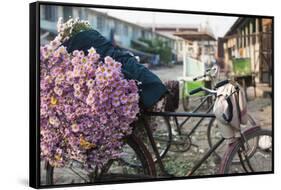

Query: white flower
left=54, top=86, right=63, bottom=96
left=73, top=83, right=80, bottom=91
left=86, top=94, right=94, bottom=105
left=49, top=116, right=60, bottom=127
left=57, top=17, right=64, bottom=32
left=55, top=17, right=93, bottom=43
left=71, top=123, right=80, bottom=132
left=74, top=90, right=82, bottom=98
left=88, top=47, right=96, bottom=55
left=86, top=79, right=94, bottom=88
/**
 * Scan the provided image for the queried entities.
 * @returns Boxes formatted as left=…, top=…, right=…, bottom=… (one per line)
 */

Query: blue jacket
left=63, top=30, right=167, bottom=109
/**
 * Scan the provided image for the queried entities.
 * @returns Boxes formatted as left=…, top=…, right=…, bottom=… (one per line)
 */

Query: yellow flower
left=50, top=96, right=58, bottom=105
left=80, top=137, right=96, bottom=150
left=81, top=57, right=87, bottom=64
left=54, top=154, right=62, bottom=161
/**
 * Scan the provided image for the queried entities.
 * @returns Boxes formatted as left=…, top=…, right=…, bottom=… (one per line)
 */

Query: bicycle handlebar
left=189, top=87, right=203, bottom=95
left=192, top=66, right=216, bottom=81
left=189, top=79, right=235, bottom=95
left=189, top=87, right=217, bottom=95
left=214, top=79, right=240, bottom=90
left=193, top=74, right=206, bottom=81
left=214, top=79, right=230, bottom=89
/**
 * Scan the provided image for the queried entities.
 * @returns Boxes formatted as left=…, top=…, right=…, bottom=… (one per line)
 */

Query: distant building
left=141, top=24, right=199, bottom=64
left=142, top=24, right=217, bottom=66
left=40, top=5, right=177, bottom=64
left=223, top=17, right=272, bottom=85
left=173, top=29, right=217, bottom=78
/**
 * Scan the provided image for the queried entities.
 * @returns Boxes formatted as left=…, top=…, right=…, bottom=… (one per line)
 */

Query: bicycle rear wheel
left=219, top=128, right=272, bottom=174
left=44, top=134, right=156, bottom=185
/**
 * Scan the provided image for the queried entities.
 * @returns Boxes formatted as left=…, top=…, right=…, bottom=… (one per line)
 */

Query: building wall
left=152, top=28, right=191, bottom=64
left=223, top=18, right=272, bottom=84
left=40, top=4, right=176, bottom=53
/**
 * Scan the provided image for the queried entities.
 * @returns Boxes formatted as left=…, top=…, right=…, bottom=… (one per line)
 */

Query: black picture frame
left=30, top=1, right=274, bottom=188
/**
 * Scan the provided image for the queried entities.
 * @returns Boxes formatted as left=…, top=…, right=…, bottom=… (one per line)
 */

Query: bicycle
left=140, top=79, right=272, bottom=176
left=140, top=71, right=260, bottom=165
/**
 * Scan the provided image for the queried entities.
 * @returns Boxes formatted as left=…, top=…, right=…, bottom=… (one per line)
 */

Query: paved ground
left=150, top=64, right=183, bottom=82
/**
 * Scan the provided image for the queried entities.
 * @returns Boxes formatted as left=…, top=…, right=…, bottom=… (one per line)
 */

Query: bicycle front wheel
left=207, top=114, right=258, bottom=163
left=219, top=128, right=272, bottom=174
left=44, top=134, right=156, bottom=185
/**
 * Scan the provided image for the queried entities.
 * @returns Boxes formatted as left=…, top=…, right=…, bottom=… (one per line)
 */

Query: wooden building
left=223, top=17, right=272, bottom=85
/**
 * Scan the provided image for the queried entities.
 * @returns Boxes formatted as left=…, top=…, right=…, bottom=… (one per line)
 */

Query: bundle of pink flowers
left=40, top=38, right=140, bottom=169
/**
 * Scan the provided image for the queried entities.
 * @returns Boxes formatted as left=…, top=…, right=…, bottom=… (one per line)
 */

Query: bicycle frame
left=146, top=94, right=215, bottom=158
left=187, top=137, right=225, bottom=176
left=142, top=109, right=263, bottom=176
left=143, top=109, right=223, bottom=176
left=139, top=79, right=259, bottom=176
left=175, top=94, right=215, bottom=136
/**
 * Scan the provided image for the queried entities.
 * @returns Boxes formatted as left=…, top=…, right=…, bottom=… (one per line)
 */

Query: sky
left=93, top=8, right=238, bottom=38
